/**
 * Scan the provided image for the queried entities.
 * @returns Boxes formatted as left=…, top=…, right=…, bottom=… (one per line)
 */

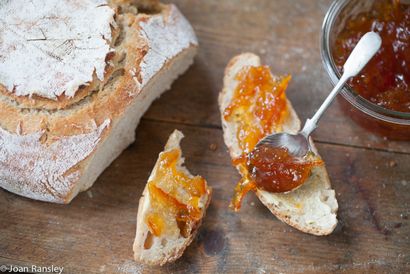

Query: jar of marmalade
left=321, top=0, right=410, bottom=140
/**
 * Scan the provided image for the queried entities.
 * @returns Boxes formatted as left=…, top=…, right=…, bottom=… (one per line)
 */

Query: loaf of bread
left=219, top=53, right=338, bottom=235
left=133, top=130, right=212, bottom=265
left=0, top=0, right=198, bottom=203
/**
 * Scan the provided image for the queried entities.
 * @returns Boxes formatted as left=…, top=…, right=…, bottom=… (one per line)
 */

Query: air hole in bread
left=143, top=231, right=154, bottom=249
left=112, top=0, right=161, bottom=15
left=177, top=220, right=190, bottom=238
left=161, top=238, right=167, bottom=247
left=134, top=0, right=162, bottom=14
left=320, top=191, right=331, bottom=205
left=104, top=68, right=125, bottom=88
left=113, top=27, right=125, bottom=47
left=105, top=52, right=116, bottom=63
left=117, top=53, right=127, bottom=65
left=39, top=132, right=48, bottom=144
left=137, top=5, right=161, bottom=15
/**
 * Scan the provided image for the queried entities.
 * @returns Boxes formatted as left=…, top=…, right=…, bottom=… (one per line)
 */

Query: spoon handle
left=300, top=32, right=382, bottom=138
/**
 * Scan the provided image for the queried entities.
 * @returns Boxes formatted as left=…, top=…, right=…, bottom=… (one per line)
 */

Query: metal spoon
left=256, top=32, right=382, bottom=158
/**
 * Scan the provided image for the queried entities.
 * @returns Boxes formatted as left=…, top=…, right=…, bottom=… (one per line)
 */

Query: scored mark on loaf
left=0, top=0, right=115, bottom=99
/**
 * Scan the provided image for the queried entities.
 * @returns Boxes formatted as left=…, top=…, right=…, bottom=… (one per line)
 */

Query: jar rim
left=320, top=0, right=410, bottom=125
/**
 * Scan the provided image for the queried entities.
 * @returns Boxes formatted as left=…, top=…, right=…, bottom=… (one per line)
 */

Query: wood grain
left=1, top=0, right=410, bottom=273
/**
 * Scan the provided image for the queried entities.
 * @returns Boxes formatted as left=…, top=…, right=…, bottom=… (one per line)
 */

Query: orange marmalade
left=248, top=145, right=323, bottom=193
left=224, top=66, right=321, bottom=211
left=224, top=66, right=289, bottom=155
left=333, top=0, right=410, bottom=112
left=145, top=148, right=209, bottom=238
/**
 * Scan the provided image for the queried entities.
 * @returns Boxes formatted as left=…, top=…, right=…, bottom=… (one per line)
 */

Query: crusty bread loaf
left=0, top=0, right=198, bottom=203
left=133, top=130, right=211, bottom=266
left=219, top=53, right=338, bottom=235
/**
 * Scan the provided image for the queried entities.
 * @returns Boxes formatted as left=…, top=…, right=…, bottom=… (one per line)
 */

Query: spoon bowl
left=257, top=132, right=311, bottom=158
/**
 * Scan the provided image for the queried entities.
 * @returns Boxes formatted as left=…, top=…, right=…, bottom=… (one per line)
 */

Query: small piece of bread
left=219, top=53, right=338, bottom=235
left=133, top=130, right=212, bottom=265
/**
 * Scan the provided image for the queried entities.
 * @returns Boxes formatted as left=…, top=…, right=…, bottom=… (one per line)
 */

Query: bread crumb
left=257, top=267, right=266, bottom=274
left=118, top=260, right=143, bottom=274
left=87, top=190, right=93, bottom=198
left=209, top=143, right=217, bottom=151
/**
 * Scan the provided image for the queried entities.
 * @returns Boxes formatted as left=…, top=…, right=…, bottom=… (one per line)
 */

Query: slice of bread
left=219, top=53, right=338, bottom=235
left=0, top=0, right=198, bottom=203
left=133, top=130, right=212, bottom=265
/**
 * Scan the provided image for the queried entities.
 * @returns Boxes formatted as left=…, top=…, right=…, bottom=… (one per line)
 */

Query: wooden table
left=1, top=0, right=409, bottom=273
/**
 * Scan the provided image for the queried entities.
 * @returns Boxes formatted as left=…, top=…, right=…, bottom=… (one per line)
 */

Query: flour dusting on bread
left=138, top=5, right=198, bottom=86
left=0, top=0, right=115, bottom=99
left=0, top=119, right=110, bottom=202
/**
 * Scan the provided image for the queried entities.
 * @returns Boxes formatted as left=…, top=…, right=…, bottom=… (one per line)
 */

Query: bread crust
left=0, top=2, right=198, bottom=203
left=219, top=53, right=338, bottom=235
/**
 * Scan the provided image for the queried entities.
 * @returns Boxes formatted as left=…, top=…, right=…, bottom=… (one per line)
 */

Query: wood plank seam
left=141, top=117, right=410, bottom=155
left=314, top=139, right=410, bottom=155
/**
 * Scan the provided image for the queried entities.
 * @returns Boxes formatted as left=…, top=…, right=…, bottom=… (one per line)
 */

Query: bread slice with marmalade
left=133, top=130, right=212, bottom=265
left=219, top=53, right=338, bottom=235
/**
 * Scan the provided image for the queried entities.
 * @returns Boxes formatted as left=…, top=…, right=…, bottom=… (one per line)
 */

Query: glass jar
left=321, top=0, right=410, bottom=140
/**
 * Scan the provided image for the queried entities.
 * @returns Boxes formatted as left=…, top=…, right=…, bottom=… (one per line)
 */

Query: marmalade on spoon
left=248, top=145, right=323, bottom=193
left=224, top=66, right=323, bottom=211
left=145, top=148, right=210, bottom=238
left=333, top=0, right=410, bottom=112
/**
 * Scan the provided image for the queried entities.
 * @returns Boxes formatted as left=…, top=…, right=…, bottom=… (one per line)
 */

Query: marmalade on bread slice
left=223, top=65, right=323, bottom=211
left=134, top=130, right=211, bottom=265
left=145, top=147, right=210, bottom=239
